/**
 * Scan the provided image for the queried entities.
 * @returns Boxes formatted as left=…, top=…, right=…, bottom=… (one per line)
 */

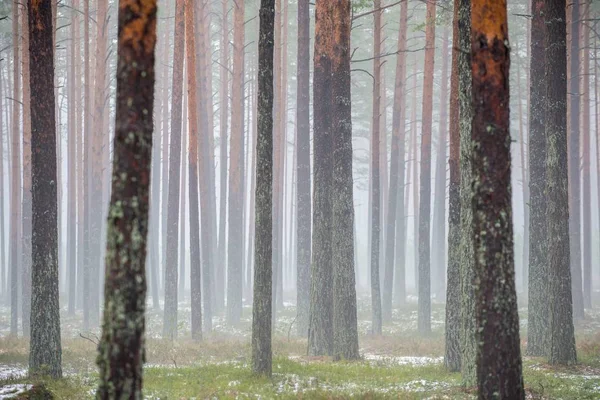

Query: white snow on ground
left=363, top=354, right=443, bottom=366
left=0, top=366, right=26, bottom=381
left=0, top=384, right=33, bottom=399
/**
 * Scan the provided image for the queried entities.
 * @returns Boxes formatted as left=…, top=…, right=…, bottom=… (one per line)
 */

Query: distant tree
left=568, top=0, right=584, bottom=320
left=370, top=0, right=383, bottom=335
left=295, top=0, right=311, bottom=337
left=163, top=0, right=185, bottom=340
left=444, top=0, right=461, bottom=372
left=331, top=0, right=359, bottom=361
left=227, top=0, right=245, bottom=325
left=470, top=0, right=524, bottom=397
left=251, top=0, right=275, bottom=376
left=545, top=0, right=577, bottom=366
left=96, top=0, right=157, bottom=395
left=308, top=0, right=334, bottom=356
left=82, top=0, right=91, bottom=327
left=418, top=0, right=436, bottom=334
left=28, top=0, right=62, bottom=378
left=527, top=0, right=549, bottom=357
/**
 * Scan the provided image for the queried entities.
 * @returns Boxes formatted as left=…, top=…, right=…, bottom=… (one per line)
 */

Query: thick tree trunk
left=28, top=0, right=62, bottom=378
left=545, top=0, right=577, bottom=366
left=252, top=0, right=275, bottom=376
left=444, top=0, right=461, bottom=372
left=163, top=0, right=185, bottom=339
left=308, top=0, right=334, bottom=356
left=417, top=0, right=436, bottom=334
left=393, top=0, right=409, bottom=308
left=96, top=0, right=157, bottom=395
left=186, top=0, right=203, bottom=340
left=370, top=0, right=383, bottom=335
left=331, top=0, right=359, bottom=361
left=431, top=27, right=449, bottom=301
left=10, top=0, right=21, bottom=337
left=295, top=0, right=311, bottom=337
left=526, top=0, right=549, bottom=357
left=227, top=0, right=245, bottom=325
left=568, top=0, right=585, bottom=320
left=471, top=1, right=524, bottom=396
left=21, top=6, right=32, bottom=338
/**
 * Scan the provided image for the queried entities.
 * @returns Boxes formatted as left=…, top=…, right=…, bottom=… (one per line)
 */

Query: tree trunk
left=331, top=0, right=359, bottom=361
left=179, top=75, right=188, bottom=302
left=28, top=0, right=62, bottom=378
left=370, top=0, right=383, bottom=335
left=251, top=0, right=275, bottom=376
left=227, top=0, right=245, bottom=325
left=163, top=0, right=185, bottom=339
left=545, top=0, right=577, bottom=366
left=411, top=68, right=419, bottom=292
left=581, top=7, right=592, bottom=310
left=217, top=0, right=229, bottom=313
left=417, top=0, right=436, bottom=334
left=431, top=26, right=449, bottom=301
left=82, top=0, right=91, bottom=330
left=96, top=0, right=157, bottom=395
left=568, top=0, right=585, bottom=320
left=186, top=0, right=203, bottom=340
left=444, top=0, right=461, bottom=372
left=21, top=5, right=32, bottom=338
left=471, top=2, right=524, bottom=396
left=10, top=0, right=21, bottom=337
left=308, top=0, right=334, bottom=356
left=393, top=0, right=409, bottom=309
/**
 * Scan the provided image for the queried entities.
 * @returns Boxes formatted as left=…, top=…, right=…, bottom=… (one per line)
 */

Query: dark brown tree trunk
left=96, top=0, right=157, bottom=395
left=252, top=0, right=275, bottom=376
left=163, top=0, right=185, bottom=339
left=417, top=0, right=436, bottom=334
left=370, top=0, right=383, bottom=335
left=471, top=1, right=524, bottom=396
left=568, top=0, right=585, bottom=320
left=186, top=0, right=203, bottom=340
left=308, top=0, right=334, bottom=356
left=527, top=0, right=549, bottom=357
left=295, top=0, right=311, bottom=337
left=545, top=0, right=577, bottom=366
left=444, top=0, right=461, bottom=372
left=331, top=0, right=359, bottom=361
left=28, top=0, right=62, bottom=378
left=227, top=0, right=245, bottom=325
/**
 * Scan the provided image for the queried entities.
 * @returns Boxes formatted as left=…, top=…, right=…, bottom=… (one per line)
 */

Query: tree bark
left=370, top=0, right=383, bottom=335
left=227, top=0, right=245, bottom=325
left=417, top=0, right=436, bottom=334
left=331, top=0, right=359, bottom=361
left=28, top=0, right=62, bottom=378
left=308, top=0, right=334, bottom=356
left=252, top=0, right=275, bottom=376
left=471, top=1, right=524, bottom=396
left=545, top=0, right=577, bottom=366
left=444, top=0, right=461, bottom=373
left=163, top=0, right=185, bottom=340
left=96, top=0, right=157, bottom=395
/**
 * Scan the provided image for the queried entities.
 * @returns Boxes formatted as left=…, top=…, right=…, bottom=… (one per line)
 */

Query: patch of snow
left=363, top=354, right=443, bottom=366
left=0, top=366, right=26, bottom=381
left=0, top=384, right=33, bottom=399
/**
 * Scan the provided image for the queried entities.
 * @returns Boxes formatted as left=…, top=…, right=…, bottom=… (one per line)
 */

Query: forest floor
left=0, top=292, right=598, bottom=399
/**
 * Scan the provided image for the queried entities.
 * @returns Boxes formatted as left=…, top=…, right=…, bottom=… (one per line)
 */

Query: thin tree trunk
left=163, top=0, right=185, bottom=339
left=28, top=0, right=62, bottom=378
left=470, top=1, right=524, bottom=396
left=296, top=0, right=311, bottom=337
left=82, top=0, right=91, bottom=330
left=418, top=0, right=436, bottom=334
left=96, top=0, right=157, bottom=395
left=545, top=0, right=577, bottom=366
left=370, top=0, right=383, bottom=335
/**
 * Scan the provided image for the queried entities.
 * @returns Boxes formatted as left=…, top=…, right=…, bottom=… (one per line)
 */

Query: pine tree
left=251, top=0, right=275, bottom=376
left=28, top=0, right=62, bottom=378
